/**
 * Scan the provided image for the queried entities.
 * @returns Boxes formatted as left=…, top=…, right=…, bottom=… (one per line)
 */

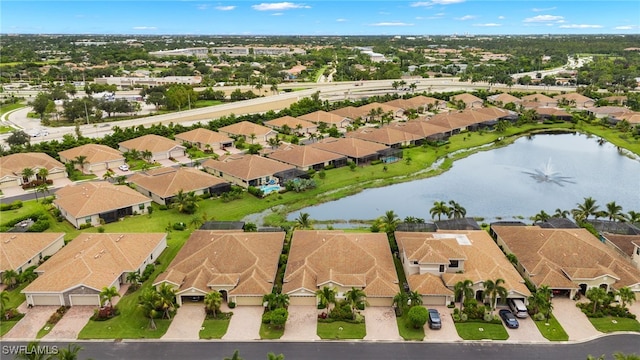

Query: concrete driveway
left=42, top=306, right=93, bottom=340
left=628, top=301, right=640, bottom=319
left=3, top=305, right=57, bottom=339
left=162, top=303, right=205, bottom=340
left=222, top=306, right=262, bottom=341
left=498, top=309, right=547, bottom=342
left=363, top=307, right=401, bottom=341
left=424, top=306, right=462, bottom=341
left=281, top=306, right=319, bottom=341
left=552, top=298, right=601, bottom=340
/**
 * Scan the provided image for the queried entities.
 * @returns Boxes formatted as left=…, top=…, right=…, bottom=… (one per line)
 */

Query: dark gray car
left=499, top=309, right=519, bottom=329
left=428, top=309, right=441, bottom=329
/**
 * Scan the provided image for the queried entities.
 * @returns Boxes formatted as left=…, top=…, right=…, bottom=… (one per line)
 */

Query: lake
left=289, top=133, right=640, bottom=224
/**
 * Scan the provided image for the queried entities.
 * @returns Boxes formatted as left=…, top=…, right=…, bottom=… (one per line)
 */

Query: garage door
left=170, top=149, right=185, bottom=158
left=234, top=296, right=263, bottom=306
left=31, top=295, right=63, bottom=306
left=289, top=296, right=316, bottom=306
left=69, top=295, right=100, bottom=306
left=90, top=163, right=108, bottom=172
left=368, top=297, right=393, bottom=307
left=422, top=296, right=447, bottom=306
left=154, top=153, right=168, bottom=160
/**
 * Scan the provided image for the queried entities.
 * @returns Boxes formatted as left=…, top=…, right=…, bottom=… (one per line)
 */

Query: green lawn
left=0, top=313, right=24, bottom=337
left=454, top=321, right=509, bottom=340
left=0, top=125, right=14, bottom=134
left=195, top=100, right=223, bottom=108
left=588, top=317, right=640, bottom=333
left=199, top=318, right=231, bottom=339
left=36, top=321, right=55, bottom=339
left=317, top=321, right=366, bottom=340
left=4, top=282, right=28, bottom=309
left=0, top=102, right=25, bottom=116
left=259, top=323, right=285, bottom=339
left=533, top=315, right=569, bottom=341
left=396, top=311, right=425, bottom=341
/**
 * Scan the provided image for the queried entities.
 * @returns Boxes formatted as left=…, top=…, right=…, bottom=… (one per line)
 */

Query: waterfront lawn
left=455, top=321, right=509, bottom=340
left=588, top=317, right=640, bottom=333
left=533, top=315, right=569, bottom=341
left=259, top=323, right=285, bottom=339
left=396, top=312, right=425, bottom=341
left=317, top=321, right=366, bottom=340
left=199, top=318, right=231, bottom=339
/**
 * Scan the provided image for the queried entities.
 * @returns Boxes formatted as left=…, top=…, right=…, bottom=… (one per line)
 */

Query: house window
left=449, top=260, right=459, bottom=268
left=412, top=260, right=418, bottom=265
left=637, top=247, right=640, bottom=255
left=150, top=253, right=153, bottom=260
left=139, top=204, right=145, bottom=210
left=439, top=265, right=445, bottom=273
left=85, top=217, right=91, bottom=224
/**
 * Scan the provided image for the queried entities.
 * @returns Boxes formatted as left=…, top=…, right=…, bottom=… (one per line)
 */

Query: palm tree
left=267, top=136, right=282, bottom=150
left=454, top=279, right=474, bottom=311
left=273, top=293, right=290, bottom=309
left=316, top=286, right=337, bottom=312
left=553, top=208, right=570, bottom=218
left=156, top=283, right=177, bottom=319
left=172, top=189, right=199, bottom=214
left=139, top=288, right=160, bottom=329
left=2, top=269, right=19, bottom=289
left=379, top=210, right=400, bottom=234
left=204, top=291, right=223, bottom=317
left=141, top=150, right=153, bottom=162
left=56, top=344, right=83, bottom=360
left=224, top=350, right=243, bottom=360
left=37, top=167, right=49, bottom=182
left=533, top=210, right=550, bottom=223
left=448, top=200, right=467, bottom=219
left=407, top=290, right=423, bottom=307
left=430, top=201, right=450, bottom=221
left=626, top=211, right=640, bottom=223
left=586, top=287, right=608, bottom=314
left=21, top=167, right=35, bottom=184
left=483, top=278, right=508, bottom=314
left=345, top=287, right=368, bottom=317
left=266, top=353, right=285, bottom=360
left=616, top=287, right=636, bottom=309
left=74, top=155, right=88, bottom=174
left=605, top=201, right=624, bottom=222
left=0, top=290, right=9, bottom=315
left=35, top=183, right=50, bottom=202
left=99, top=286, right=120, bottom=308
left=103, top=168, right=115, bottom=182
left=295, top=212, right=312, bottom=229
left=126, top=271, right=141, bottom=290
left=572, top=197, right=599, bottom=222
left=393, top=292, right=408, bottom=310
left=18, top=267, right=38, bottom=284
left=15, top=341, right=50, bottom=360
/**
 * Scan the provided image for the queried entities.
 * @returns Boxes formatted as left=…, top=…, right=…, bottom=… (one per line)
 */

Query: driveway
left=3, top=305, right=57, bottom=339
left=628, top=301, right=640, bottom=319
left=498, top=308, right=547, bottom=343
left=281, top=306, right=319, bottom=341
left=162, top=303, right=205, bottom=340
left=552, top=298, right=601, bottom=340
left=363, top=307, right=401, bottom=341
left=222, top=306, right=262, bottom=341
left=42, top=306, right=93, bottom=340
left=424, top=306, right=462, bottom=341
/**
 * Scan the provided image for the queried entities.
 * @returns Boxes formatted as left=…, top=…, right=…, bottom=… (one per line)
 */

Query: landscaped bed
left=259, top=322, right=285, bottom=339
left=454, top=321, right=509, bottom=340
left=317, top=321, right=366, bottom=340
left=199, top=317, right=231, bottom=339
left=532, top=315, right=569, bottom=341
left=0, top=313, right=24, bottom=337
left=396, top=312, right=425, bottom=341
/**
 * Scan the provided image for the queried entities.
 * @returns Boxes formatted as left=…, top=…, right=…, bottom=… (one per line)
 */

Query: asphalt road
left=2, top=334, right=639, bottom=360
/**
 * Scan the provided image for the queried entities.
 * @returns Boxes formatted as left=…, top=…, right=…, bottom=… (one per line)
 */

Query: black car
left=499, top=309, right=519, bottom=329
left=428, top=309, right=441, bottom=329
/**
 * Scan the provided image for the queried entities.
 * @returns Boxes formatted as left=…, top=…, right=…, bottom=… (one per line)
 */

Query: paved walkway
left=162, top=303, right=205, bottom=340
left=552, top=298, right=601, bottom=341
left=628, top=301, right=640, bottom=319
left=3, top=305, right=57, bottom=339
left=424, top=306, right=462, bottom=341
left=363, top=307, right=402, bottom=341
left=222, top=306, right=262, bottom=341
left=281, top=306, right=319, bottom=341
left=43, top=306, right=93, bottom=340
left=501, top=310, right=547, bottom=342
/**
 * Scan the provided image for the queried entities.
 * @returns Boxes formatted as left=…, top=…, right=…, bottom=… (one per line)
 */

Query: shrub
left=460, top=313, right=468, bottom=322
left=228, top=302, right=236, bottom=309
left=158, top=205, right=169, bottom=210
left=140, top=264, right=155, bottom=282
left=97, top=226, right=105, bottom=233
left=0, top=200, right=23, bottom=211
left=172, top=222, right=187, bottom=231
left=407, top=306, right=428, bottom=329
left=28, top=220, right=50, bottom=232
left=78, top=223, right=93, bottom=230
left=533, top=312, right=546, bottom=321
left=483, top=312, right=493, bottom=322
left=247, top=186, right=264, bottom=198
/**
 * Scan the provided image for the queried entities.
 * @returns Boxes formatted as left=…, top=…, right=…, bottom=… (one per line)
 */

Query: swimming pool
left=260, top=184, right=281, bottom=195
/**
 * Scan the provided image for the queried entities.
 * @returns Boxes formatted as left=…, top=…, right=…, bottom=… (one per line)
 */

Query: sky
left=1, top=1, right=639, bottom=36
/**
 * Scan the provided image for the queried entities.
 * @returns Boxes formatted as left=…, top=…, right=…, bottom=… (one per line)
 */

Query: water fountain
left=522, top=158, right=575, bottom=186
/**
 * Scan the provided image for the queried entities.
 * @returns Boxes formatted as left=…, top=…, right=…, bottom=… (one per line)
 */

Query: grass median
left=533, top=315, right=569, bottom=341
left=317, top=321, right=366, bottom=340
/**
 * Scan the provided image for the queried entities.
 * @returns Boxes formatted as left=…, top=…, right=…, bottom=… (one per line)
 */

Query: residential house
left=217, top=121, right=278, bottom=145
left=603, top=96, right=627, bottom=106
left=23, top=233, right=167, bottom=306
left=0, top=152, right=67, bottom=190
left=492, top=226, right=640, bottom=299
left=298, top=111, right=351, bottom=128
left=521, top=93, right=558, bottom=108
left=356, top=102, right=405, bottom=121
left=330, top=106, right=364, bottom=122
left=174, top=128, right=234, bottom=153
left=202, top=154, right=295, bottom=188
left=118, top=134, right=186, bottom=162
left=283, top=230, right=399, bottom=306
left=389, top=120, right=451, bottom=142
left=128, top=167, right=230, bottom=205
left=264, top=116, right=317, bottom=135
left=59, top=144, right=125, bottom=173
left=266, top=144, right=347, bottom=171
left=554, top=93, right=595, bottom=108
left=396, top=230, right=530, bottom=306
left=346, top=127, right=423, bottom=148
left=487, top=93, right=522, bottom=106
left=602, top=233, right=640, bottom=271
left=450, top=93, right=484, bottom=109
left=404, top=96, right=447, bottom=111
left=0, top=233, right=65, bottom=282
left=309, top=137, right=389, bottom=165
left=154, top=230, right=284, bottom=306
left=534, top=107, right=573, bottom=121
left=54, top=181, right=152, bottom=228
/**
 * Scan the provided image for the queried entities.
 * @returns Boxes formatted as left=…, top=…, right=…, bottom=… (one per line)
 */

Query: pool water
left=260, top=185, right=281, bottom=195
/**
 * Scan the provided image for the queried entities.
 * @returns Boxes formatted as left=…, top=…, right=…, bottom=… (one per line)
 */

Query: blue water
left=261, top=185, right=281, bottom=195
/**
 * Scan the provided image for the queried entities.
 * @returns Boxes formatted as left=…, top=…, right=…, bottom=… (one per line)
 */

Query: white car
left=118, top=164, right=130, bottom=171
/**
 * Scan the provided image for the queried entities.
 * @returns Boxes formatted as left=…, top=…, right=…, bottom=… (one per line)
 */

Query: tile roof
left=174, top=128, right=233, bottom=145
left=553, top=92, right=594, bottom=104
left=266, top=144, right=345, bottom=168
left=0, top=152, right=65, bottom=178
left=218, top=121, right=275, bottom=137
left=521, top=93, right=557, bottom=106
left=54, top=181, right=151, bottom=218
left=329, top=106, right=363, bottom=120
left=0, top=233, right=65, bottom=271
left=309, top=137, right=388, bottom=159
left=119, top=134, right=185, bottom=153
left=408, top=273, right=454, bottom=296
left=404, top=96, right=444, bottom=109
left=451, top=93, right=483, bottom=105
left=534, top=107, right=572, bottom=117
left=345, top=127, right=423, bottom=146
left=356, top=102, right=404, bottom=116
left=488, top=93, right=522, bottom=104
left=283, top=230, right=399, bottom=298
left=298, top=111, right=350, bottom=125
left=202, top=154, right=294, bottom=181
left=128, top=167, right=228, bottom=198
left=23, top=233, right=166, bottom=292
left=59, top=144, right=124, bottom=164
left=389, top=120, right=451, bottom=138
left=154, top=230, right=284, bottom=296
left=264, top=116, right=317, bottom=131
left=492, top=226, right=640, bottom=289
left=603, top=233, right=640, bottom=257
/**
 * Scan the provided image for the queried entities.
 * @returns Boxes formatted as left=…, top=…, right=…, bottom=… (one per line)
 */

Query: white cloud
left=455, top=15, right=476, bottom=21
left=336, top=18, right=347, bottom=22
left=474, top=23, right=501, bottom=27
left=132, top=26, right=157, bottom=30
left=369, top=22, right=414, bottom=26
left=532, top=6, right=556, bottom=12
left=498, top=16, right=505, bottom=20
left=252, top=2, right=310, bottom=11
left=559, top=24, right=603, bottom=29
left=523, top=15, right=564, bottom=23
left=615, top=25, right=638, bottom=30
left=215, top=5, right=236, bottom=11
left=411, top=0, right=464, bottom=7
left=272, top=12, right=283, bottom=16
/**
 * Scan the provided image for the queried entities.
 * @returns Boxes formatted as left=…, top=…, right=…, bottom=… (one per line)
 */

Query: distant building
left=149, top=47, right=209, bottom=58
left=95, top=76, right=202, bottom=88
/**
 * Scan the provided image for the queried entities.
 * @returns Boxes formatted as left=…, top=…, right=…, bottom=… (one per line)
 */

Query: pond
left=289, top=133, right=640, bottom=224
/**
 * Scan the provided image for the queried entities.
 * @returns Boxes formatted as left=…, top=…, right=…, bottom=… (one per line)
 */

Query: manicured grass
left=0, top=102, right=25, bottom=116
left=195, top=100, right=223, bottom=108
left=0, top=313, right=24, bottom=337
left=259, top=323, right=285, bottom=339
left=0, top=125, right=14, bottom=134
left=396, top=311, right=425, bottom=341
left=199, top=318, right=231, bottom=339
left=588, top=317, right=640, bottom=333
left=533, top=315, right=569, bottom=341
left=36, top=321, right=54, bottom=339
left=317, top=321, right=366, bottom=340
left=4, top=282, right=28, bottom=310
left=454, top=321, right=509, bottom=340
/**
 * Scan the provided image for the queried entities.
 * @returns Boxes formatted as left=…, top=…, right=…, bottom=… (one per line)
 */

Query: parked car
left=118, top=164, right=130, bottom=171
left=499, top=309, right=519, bottom=329
left=428, top=309, right=441, bottom=330
left=508, top=298, right=529, bottom=318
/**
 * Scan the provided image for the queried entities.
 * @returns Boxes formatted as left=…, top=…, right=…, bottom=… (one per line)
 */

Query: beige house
left=54, top=181, right=152, bottom=228
left=174, top=128, right=234, bottom=152
left=128, top=167, right=230, bottom=205
left=266, top=144, right=347, bottom=171
left=451, top=93, right=484, bottom=108
left=0, top=152, right=67, bottom=190
left=389, top=120, right=451, bottom=141
left=554, top=93, right=595, bottom=108
left=330, top=106, right=363, bottom=121
left=217, top=121, right=278, bottom=145
left=356, top=102, right=405, bottom=121
left=264, top=116, right=317, bottom=135
left=59, top=144, right=125, bottom=173
left=602, top=233, right=640, bottom=271
left=309, top=137, right=389, bottom=165
left=154, top=230, right=284, bottom=306
left=119, top=134, right=186, bottom=162
left=521, top=93, right=558, bottom=108
left=283, top=230, right=399, bottom=306
left=0, top=233, right=65, bottom=282
left=23, top=233, right=167, bottom=306
left=396, top=230, right=530, bottom=306
left=346, top=127, right=423, bottom=148
left=492, top=226, right=640, bottom=299
left=298, top=111, right=351, bottom=128
left=487, top=93, right=522, bottom=106
left=404, top=96, right=447, bottom=111
left=202, top=154, right=294, bottom=188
